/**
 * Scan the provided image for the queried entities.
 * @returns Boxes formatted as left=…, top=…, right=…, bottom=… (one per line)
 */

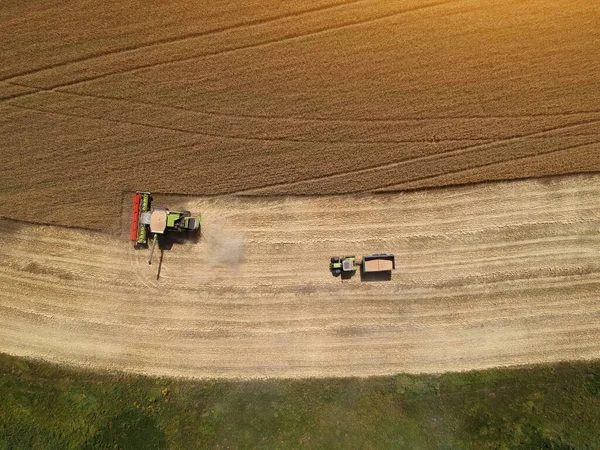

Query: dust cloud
left=207, top=232, right=245, bottom=267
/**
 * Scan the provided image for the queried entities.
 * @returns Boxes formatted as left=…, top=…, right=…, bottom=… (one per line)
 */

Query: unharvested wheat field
left=0, top=175, right=599, bottom=378
left=1, top=0, right=599, bottom=231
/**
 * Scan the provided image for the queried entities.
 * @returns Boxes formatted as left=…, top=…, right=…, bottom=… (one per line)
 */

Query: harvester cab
left=130, top=191, right=202, bottom=278
left=142, top=208, right=200, bottom=235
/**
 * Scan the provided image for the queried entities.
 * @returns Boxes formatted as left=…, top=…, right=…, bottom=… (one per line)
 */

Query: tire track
left=236, top=204, right=597, bottom=233
left=229, top=120, right=600, bottom=194
left=5, top=79, right=599, bottom=126
left=22, top=83, right=600, bottom=122
left=3, top=99, right=491, bottom=145
left=1, top=284, right=598, bottom=334
left=375, top=140, right=600, bottom=192
left=2, top=251, right=599, bottom=326
left=7, top=0, right=461, bottom=93
left=1, top=0, right=369, bottom=83
left=164, top=109, right=600, bottom=124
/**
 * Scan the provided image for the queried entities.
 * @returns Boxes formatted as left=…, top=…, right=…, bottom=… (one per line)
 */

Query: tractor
left=330, top=256, right=357, bottom=277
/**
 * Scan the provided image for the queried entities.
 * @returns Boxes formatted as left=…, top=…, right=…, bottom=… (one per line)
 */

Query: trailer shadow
left=359, top=270, right=392, bottom=282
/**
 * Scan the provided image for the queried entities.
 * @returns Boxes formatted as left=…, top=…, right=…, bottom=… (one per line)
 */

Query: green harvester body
left=131, top=191, right=201, bottom=247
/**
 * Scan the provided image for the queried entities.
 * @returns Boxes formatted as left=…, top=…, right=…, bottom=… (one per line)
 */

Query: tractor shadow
left=330, top=267, right=357, bottom=280
left=341, top=270, right=357, bottom=280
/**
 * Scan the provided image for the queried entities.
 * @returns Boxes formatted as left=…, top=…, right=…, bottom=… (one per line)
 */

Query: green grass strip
left=1, top=353, right=599, bottom=449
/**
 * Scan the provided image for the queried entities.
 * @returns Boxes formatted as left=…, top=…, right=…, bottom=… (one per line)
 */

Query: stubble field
left=1, top=0, right=599, bottom=231
left=1, top=175, right=599, bottom=378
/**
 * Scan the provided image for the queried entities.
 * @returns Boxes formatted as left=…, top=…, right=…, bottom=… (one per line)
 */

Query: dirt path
left=1, top=175, right=599, bottom=378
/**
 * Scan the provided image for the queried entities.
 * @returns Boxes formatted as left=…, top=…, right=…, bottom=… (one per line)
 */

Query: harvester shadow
left=359, top=270, right=392, bottom=282
left=157, top=229, right=201, bottom=250
left=150, top=230, right=201, bottom=281
left=156, top=249, right=164, bottom=281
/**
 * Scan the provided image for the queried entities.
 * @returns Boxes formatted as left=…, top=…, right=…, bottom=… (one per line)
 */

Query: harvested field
left=1, top=174, right=599, bottom=378
left=1, top=0, right=599, bottom=231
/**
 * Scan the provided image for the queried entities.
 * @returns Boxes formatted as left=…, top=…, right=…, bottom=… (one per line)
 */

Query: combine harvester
left=130, top=191, right=201, bottom=277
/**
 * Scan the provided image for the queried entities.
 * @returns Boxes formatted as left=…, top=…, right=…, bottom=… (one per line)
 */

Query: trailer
left=362, top=254, right=395, bottom=273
